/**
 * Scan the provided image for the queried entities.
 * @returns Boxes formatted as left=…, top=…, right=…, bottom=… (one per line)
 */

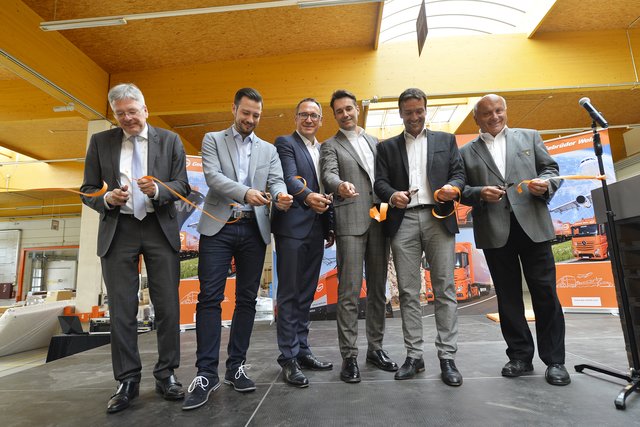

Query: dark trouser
left=101, top=213, right=181, bottom=382
left=274, top=219, right=324, bottom=366
left=195, top=219, right=266, bottom=376
left=483, top=214, right=566, bottom=365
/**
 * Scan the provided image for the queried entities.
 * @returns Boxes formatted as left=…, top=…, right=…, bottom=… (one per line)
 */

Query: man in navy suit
left=271, top=98, right=335, bottom=387
left=81, top=83, right=191, bottom=413
left=374, top=88, right=465, bottom=386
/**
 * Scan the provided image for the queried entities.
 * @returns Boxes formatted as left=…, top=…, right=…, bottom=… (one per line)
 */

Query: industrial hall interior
left=2, top=0, right=640, bottom=425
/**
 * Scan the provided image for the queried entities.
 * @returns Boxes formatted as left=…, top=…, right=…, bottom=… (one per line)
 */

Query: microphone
left=578, top=97, right=608, bottom=128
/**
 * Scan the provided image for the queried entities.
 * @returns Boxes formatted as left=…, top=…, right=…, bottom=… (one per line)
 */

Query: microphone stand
left=574, top=120, right=640, bottom=409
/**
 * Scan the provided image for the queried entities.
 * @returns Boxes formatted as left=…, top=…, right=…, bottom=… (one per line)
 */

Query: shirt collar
left=403, top=128, right=427, bottom=141
left=480, top=125, right=508, bottom=143
left=296, top=131, right=318, bottom=147
left=123, top=124, right=149, bottom=141
left=339, top=126, right=365, bottom=139
left=232, top=125, right=254, bottom=144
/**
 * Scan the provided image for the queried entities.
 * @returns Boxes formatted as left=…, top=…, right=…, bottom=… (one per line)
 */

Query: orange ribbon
left=0, top=181, right=108, bottom=198
left=141, top=175, right=256, bottom=224
left=517, top=174, right=606, bottom=193
left=369, top=203, right=388, bottom=222
left=291, top=175, right=308, bottom=196
left=432, top=186, right=461, bottom=219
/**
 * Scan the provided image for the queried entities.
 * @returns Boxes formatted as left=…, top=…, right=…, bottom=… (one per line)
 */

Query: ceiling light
left=52, top=103, right=75, bottom=113
left=40, top=0, right=383, bottom=31
left=40, top=18, right=127, bottom=31
left=298, top=0, right=383, bottom=8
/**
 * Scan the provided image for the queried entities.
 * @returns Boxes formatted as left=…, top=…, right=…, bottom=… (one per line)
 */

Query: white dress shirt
left=297, top=131, right=324, bottom=194
left=404, top=129, right=435, bottom=207
left=480, top=126, right=508, bottom=179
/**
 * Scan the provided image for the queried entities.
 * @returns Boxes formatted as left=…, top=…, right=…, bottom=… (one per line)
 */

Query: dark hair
left=398, top=88, right=427, bottom=110
left=234, top=87, right=263, bottom=107
left=295, top=98, right=322, bottom=115
left=330, top=89, right=357, bottom=111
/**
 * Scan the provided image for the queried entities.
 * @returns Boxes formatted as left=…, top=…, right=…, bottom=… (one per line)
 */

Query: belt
left=231, top=210, right=255, bottom=219
left=405, top=204, right=434, bottom=211
left=119, top=212, right=154, bottom=217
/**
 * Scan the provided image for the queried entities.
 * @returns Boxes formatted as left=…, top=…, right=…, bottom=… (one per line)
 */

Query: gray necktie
left=130, top=135, right=147, bottom=220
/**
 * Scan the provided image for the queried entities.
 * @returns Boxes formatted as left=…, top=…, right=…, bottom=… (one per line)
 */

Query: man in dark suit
left=460, top=94, right=570, bottom=386
left=81, top=83, right=191, bottom=413
left=271, top=98, right=334, bottom=388
left=182, top=88, right=293, bottom=410
left=320, top=89, right=397, bottom=384
left=374, top=88, right=465, bottom=386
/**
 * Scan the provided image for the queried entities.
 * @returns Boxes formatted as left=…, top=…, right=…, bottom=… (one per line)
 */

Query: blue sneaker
left=182, top=375, right=220, bottom=410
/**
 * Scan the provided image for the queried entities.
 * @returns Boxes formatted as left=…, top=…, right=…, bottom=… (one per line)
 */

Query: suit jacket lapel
left=334, top=131, right=368, bottom=174
left=110, top=128, right=124, bottom=185
left=504, top=128, right=517, bottom=180
left=470, top=136, right=504, bottom=181
left=147, top=125, right=159, bottom=177
left=223, top=127, right=240, bottom=181
left=248, top=135, right=260, bottom=185
left=398, top=133, right=410, bottom=177
left=293, top=132, right=319, bottom=189
left=426, top=130, right=436, bottom=179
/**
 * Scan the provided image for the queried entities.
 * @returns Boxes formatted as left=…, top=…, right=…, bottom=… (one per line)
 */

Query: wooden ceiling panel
left=23, top=0, right=381, bottom=73
left=0, top=117, right=89, bottom=160
left=536, top=0, right=640, bottom=33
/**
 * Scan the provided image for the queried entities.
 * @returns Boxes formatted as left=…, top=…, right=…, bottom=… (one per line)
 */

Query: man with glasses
left=182, top=88, right=293, bottom=410
left=374, top=88, right=465, bottom=386
left=271, top=98, right=335, bottom=387
left=320, top=89, right=397, bottom=384
left=81, top=83, right=191, bottom=413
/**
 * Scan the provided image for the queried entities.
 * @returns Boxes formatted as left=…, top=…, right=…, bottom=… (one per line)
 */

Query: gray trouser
left=390, top=208, right=458, bottom=359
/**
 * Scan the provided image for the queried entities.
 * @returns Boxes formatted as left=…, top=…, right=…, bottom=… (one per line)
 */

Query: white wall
left=0, top=217, right=81, bottom=249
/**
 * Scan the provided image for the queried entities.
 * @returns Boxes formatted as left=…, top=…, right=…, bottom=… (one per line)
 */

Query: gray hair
left=473, top=94, right=507, bottom=114
left=108, top=83, right=146, bottom=110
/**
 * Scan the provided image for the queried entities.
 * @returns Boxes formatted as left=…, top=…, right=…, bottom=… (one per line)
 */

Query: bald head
left=473, top=94, right=508, bottom=136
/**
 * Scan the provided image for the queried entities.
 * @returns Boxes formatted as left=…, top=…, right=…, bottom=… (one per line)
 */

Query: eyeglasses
left=114, top=109, right=143, bottom=119
left=297, top=112, right=322, bottom=121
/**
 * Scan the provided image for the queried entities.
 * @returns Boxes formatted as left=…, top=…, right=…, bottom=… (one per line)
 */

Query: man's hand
left=390, top=190, right=412, bottom=209
left=305, top=192, right=332, bottom=214
left=337, top=181, right=359, bottom=199
left=275, top=193, right=293, bottom=211
left=435, top=184, right=459, bottom=202
left=245, top=188, right=271, bottom=206
left=136, top=177, right=156, bottom=198
left=480, top=186, right=506, bottom=203
left=107, top=185, right=130, bottom=206
left=527, top=178, right=549, bottom=196
left=325, top=230, right=335, bottom=248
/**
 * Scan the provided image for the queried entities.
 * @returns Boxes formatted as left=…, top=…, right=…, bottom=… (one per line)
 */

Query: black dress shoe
left=545, top=363, right=571, bottom=386
left=394, top=357, right=425, bottom=380
left=283, top=359, right=309, bottom=388
left=107, top=381, right=139, bottom=414
left=340, top=357, right=361, bottom=383
left=298, top=354, right=333, bottom=371
left=155, top=374, right=185, bottom=400
left=366, top=349, right=399, bottom=372
left=501, top=359, right=534, bottom=377
left=440, top=359, right=463, bottom=386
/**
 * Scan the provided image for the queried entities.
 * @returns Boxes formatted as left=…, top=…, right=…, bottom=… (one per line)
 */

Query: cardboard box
left=46, top=290, right=75, bottom=302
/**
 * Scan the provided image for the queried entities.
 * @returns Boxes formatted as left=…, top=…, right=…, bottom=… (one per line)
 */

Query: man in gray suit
left=374, top=88, right=464, bottom=386
left=460, top=94, right=570, bottom=386
left=182, top=88, right=293, bottom=410
left=81, top=83, right=191, bottom=413
left=320, top=89, right=397, bottom=383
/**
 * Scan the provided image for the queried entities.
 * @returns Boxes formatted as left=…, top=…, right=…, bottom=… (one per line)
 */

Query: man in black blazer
left=81, top=83, right=191, bottom=413
left=271, top=98, right=335, bottom=387
left=374, top=88, right=465, bottom=386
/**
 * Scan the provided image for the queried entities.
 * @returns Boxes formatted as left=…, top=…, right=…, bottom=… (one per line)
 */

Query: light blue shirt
left=232, top=126, right=254, bottom=211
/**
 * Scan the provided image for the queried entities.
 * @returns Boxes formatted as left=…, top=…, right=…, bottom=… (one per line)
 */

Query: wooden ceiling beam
left=112, top=29, right=640, bottom=116
left=0, top=0, right=109, bottom=121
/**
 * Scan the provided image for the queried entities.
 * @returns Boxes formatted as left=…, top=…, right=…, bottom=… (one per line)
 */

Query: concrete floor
left=1, top=300, right=640, bottom=426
